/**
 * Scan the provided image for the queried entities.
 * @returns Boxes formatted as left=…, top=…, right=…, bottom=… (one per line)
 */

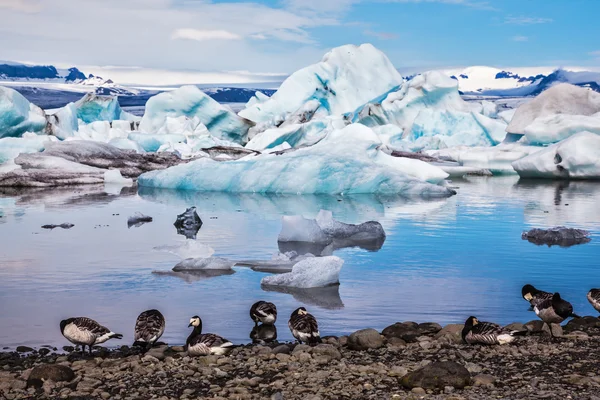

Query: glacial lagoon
left=1, top=176, right=599, bottom=349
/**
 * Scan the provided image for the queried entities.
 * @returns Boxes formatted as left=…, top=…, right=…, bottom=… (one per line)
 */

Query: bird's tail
left=510, top=330, right=528, bottom=337
left=111, top=333, right=123, bottom=340
left=308, top=335, right=322, bottom=346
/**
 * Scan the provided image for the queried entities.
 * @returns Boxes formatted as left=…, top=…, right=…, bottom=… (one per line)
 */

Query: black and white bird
left=288, top=307, right=321, bottom=345
left=522, top=284, right=552, bottom=311
left=588, top=289, right=600, bottom=314
left=250, top=301, right=277, bottom=325
left=186, top=316, right=235, bottom=356
left=60, top=317, right=123, bottom=355
left=250, top=324, right=278, bottom=345
left=462, top=316, right=526, bottom=345
left=534, top=293, right=580, bottom=330
left=133, top=309, right=165, bottom=351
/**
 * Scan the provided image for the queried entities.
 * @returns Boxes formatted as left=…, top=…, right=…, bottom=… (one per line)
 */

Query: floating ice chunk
left=0, top=86, right=47, bottom=138
left=522, top=226, right=591, bottom=247
left=261, top=256, right=343, bottom=288
left=139, top=86, right=254, bottom=143
left=174, top=206, right=203, bottom=239
left=138, top=124, right=454, bottom=196
left=104, top=169, right=133, bottom=185
left=155, top=240, right=215, bottom=259
left=0, top=135, right=57, bottom=164
left=315, top=210, right=386, bottom=241
left=239, top=44, right=403, bottom=126
left=507, top=83, right=600, bottom=144
left=278, top=215, right=330, bottom=244
left=127, top=212, right=153, bottom=228
left=173, top=257, right=235, bottom=271
left=512, top=131, right=600, bottom=179
left=236, top=251, right=315, bottom=273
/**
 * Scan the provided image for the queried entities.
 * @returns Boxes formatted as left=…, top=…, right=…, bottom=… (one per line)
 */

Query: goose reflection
left=250, top=324, right=278, bottom=345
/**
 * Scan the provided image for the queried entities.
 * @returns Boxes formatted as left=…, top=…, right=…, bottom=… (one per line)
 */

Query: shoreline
left=2, top=317, right=600, bottom=399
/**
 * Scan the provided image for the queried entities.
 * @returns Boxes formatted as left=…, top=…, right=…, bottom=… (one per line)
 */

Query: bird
left=522, top=284, right=552, bottom=311
left=288, top=307, right=321, bottom=345
left=186, top=316, right=235, bottom=356
left=534, top=293, right=580, bottom=333
left=133, top=309, right=165, bottom=351
left=462, top=316, right=527, bottom=345
left=250, top=324, right=278, bottom=345
left=60, top=317, right=123, bottom=355
left=250, top=301, right=277, bottom=326
left=587, top=289, right=600, bottom=314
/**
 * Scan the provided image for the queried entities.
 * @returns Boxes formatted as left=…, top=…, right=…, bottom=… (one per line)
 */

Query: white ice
left=0, top=134, right=58, bottom=164
left=260, top=256, right=344, bottom=288
left=138, top=124, right=454, bottom=196
left=173, top=257, right=235, bottom=271
left=139, top=85, right=254, bottom=144
left=278, top=215, right=331, bottom=244
left=512, top=131, right=600, bottom=179
left=104, top=169, right=133, bottom=185
left=0, top=86, right=47, bottom=138
left=507, top=83, right=600, bottom=144
left=128, top=133, right=187, bottom=152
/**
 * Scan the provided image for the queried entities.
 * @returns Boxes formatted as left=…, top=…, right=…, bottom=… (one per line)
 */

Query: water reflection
left=278, top=237, right=386, bottom=256
left=250, top=324, right=278, bottom=344
left=151, top=269, right=235, bottom=283
left=261, top=284, right=344, bottom=310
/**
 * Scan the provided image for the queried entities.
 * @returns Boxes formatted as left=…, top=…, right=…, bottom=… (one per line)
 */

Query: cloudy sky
left=0, top=0, right=598, bottom=84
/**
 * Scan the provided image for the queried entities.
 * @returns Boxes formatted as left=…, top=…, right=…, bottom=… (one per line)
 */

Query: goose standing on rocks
left=587, top=289, right=600, bottom=314
left=462, top=316, right=527, bottom=345
left=288, top=307, right=321, bottom=345
left=133, top=309, right=165, bottom=351
left=522, top=284, right=552, bottom=311
left=186, top=316, right=235, bottom=356
left=60, top=317, right=123, bottom=355
left=534, top=293, right=580, bottom=335
left=250, top=301, right=277, bottom=325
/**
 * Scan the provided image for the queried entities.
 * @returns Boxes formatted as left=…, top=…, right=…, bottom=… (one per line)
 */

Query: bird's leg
left=89, top=345, right=93, bottom=356
left=81, top=345, right=86, bottom=356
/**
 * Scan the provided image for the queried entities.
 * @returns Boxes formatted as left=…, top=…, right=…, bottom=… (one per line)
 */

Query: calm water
left=1, top=176, right=599, bottom=349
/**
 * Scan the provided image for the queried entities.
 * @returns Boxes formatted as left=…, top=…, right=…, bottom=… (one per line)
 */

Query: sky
left=0, top=0, right=598, bottom=84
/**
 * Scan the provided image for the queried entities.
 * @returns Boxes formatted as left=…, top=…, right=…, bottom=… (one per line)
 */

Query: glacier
left=512, top=131, right=600, bottom=179
left=138, top=124, right=454, bottom=197
left=260, top=256, right=344, bottom=289
left=139, top=85, right=254, bottom=144
left=0, top=86, right=47, bottom=138
left=507, top=83, right=600, bottom=144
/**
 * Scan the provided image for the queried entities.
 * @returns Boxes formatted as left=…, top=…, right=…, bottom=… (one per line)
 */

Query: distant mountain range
left=438, top=66, right=600, bottom=96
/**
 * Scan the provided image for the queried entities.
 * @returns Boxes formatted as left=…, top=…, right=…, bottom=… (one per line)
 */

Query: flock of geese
left=59, top=287, right=600, bottom=355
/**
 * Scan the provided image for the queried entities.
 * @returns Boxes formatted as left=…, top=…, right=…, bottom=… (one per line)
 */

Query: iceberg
left=0, top=86, right=47, bottom=138
left=260, top=256, right=344, bottom=288
left=138, top=124, right=454, bottom=197
left=507, top=83, right=600, bottom=144
left=75, top=93, right=137, bottom=124
left=353, top=71, right=508, bottom=150
left=512, top=131, right=600, bottom=179
left=278, top=216, right=330, bottom=244
left=128, top=133, right=187, bottom=153
left=239, top=44, right=403, bottom=128
left=0, top=134, right=58, bottom=164
left=139, top=86, right=254, bottom=143
left=46, top=103, right=78, bottom=140
left=173, top=257, right=235, bottom=271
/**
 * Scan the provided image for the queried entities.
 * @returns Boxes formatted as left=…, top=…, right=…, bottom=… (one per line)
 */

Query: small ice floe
left=127, top=212, right=153, bottom=228
left=521, top=226, right=591, bottom=247
left=260, top=256, right=343, bottom=289
left=154, top=240, right=215, bottom=259
left=173, top=257, right=236, bottom=271
left=236, top=251, right=315, bottom=273
left=41, top=223, right=74, bottom=230
left=173, top=206, right=203, bottom=239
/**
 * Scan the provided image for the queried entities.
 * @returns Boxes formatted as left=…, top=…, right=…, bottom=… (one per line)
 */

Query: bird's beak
left=188, top=323, right=193, bottom=327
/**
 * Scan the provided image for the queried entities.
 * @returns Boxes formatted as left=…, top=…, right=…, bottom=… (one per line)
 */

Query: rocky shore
left=1, top=317, right=600, bottom=400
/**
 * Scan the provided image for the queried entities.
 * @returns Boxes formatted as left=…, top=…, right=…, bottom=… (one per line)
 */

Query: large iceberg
left=260, top=256, right=344, bottom=288
left=75, top=93, right=137, bottom=124
left=138, top=124, right=454, bottom=196
left=239, top=44, right=403, bottom=130
left=352, top=71, right=508, bottom=150
left=507, top=83, right=600, bottom=145
left=139, top=86, right=254, bottom=143
left=0, top=86, right=47, bottom=138
left=512, top=131, right=600, bottom=179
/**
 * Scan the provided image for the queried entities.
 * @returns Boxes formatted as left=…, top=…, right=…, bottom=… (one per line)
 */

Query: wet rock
left=272, top=345, right=291, bottom=355
left=174, top=206, right=203, bottom=239
left=382, top=322, right=421, bottom=342
left=347, top=328, right=384, bottom=350
left=62, top=346, right=75, bottom=352
left=41, top=223, right=74, bottom=230
left=38, top=348, right=51, bottom=356
left=504, top=322, right=526, bottom=331
left=400, top=361, right=471, bottom=390
left=16, top=346, right=34, bottom=353
left=311, top=344, right=342, bottom=360
left=551, top=323, right=564, bottom=337
left=434, top=324, right=464, bottom=343
left=418, top=322, right=442, bottom=335
left=521, top=226, right=591, bottom=247
left=27, top=365, right=75, bottom=388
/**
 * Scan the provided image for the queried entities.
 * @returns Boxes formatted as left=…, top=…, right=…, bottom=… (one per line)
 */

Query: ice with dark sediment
left=522, top=226, right=591, bottom=247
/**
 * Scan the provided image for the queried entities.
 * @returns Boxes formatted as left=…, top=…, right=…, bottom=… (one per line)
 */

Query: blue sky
left=0, top=0, right=598, bottom=81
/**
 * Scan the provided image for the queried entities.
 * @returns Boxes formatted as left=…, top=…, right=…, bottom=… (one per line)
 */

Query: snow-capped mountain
left=437, top=66, right=600, bottom=96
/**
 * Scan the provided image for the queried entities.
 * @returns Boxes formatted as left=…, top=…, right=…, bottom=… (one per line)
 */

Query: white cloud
left=512, top=35, right=528, bottom=42
left=504, top=16, right=553, bottom=25
left=0, top=0, right=41, bottom=13
left=171, top=28, right=242, bottom=41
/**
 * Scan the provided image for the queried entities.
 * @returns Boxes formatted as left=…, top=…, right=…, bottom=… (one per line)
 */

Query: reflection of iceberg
left=261, top=285, right=344, bottom=310
left=173, top=257, right=235, bottom=271
left=277, top=238, right=384, bottom=257
left=151, top=269, right=235, bottom=283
